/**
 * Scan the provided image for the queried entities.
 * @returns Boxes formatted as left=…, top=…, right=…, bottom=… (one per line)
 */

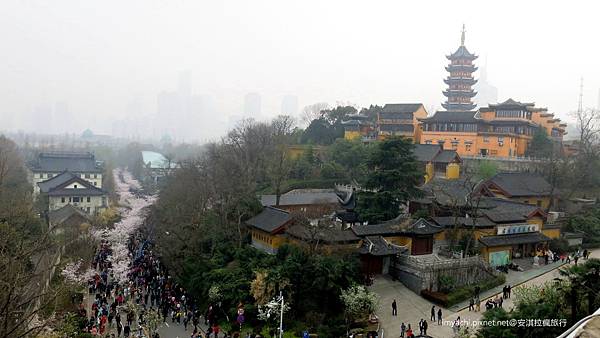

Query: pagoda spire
left=442, top=25, right=478, bottom=112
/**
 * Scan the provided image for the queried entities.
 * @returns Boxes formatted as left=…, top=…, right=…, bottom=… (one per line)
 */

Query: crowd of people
left=77, top=229, right=229, bottom=337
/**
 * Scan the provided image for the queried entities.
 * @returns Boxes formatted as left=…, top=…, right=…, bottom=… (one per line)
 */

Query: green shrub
left=438, top=275, right=456, bottom=293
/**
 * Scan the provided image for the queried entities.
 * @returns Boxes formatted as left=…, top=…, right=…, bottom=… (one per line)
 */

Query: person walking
left=422, top=319, right=428, bottom=336
left=430, top=306, right=435, bottom=321
left=507, top=285, right=511, bottom=299
left=468, top=297, right=474, bottom=311
left=116, top=321, right=122, bottom=337
left=406, top=324, right=413, bottom=337
left=437, top=308, right=442, bottom=325
left=418, top=319, right=424, bottom=335
left=391, top=299, right=397, bottom=316
left=400, top=322, right=406, bottom=338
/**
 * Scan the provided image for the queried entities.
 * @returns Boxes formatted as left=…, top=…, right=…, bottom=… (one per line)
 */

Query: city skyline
left=1, top=1, right=599, bottom=140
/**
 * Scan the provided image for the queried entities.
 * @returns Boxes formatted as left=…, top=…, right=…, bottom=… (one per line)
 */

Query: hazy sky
left=1, top=0, right=599, bottom=137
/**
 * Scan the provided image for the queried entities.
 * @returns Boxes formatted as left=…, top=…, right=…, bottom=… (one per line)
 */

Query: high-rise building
left=442, top=25, right=478, bottom=111
left=178, top=70, right=192, bottom=98
left=244, top=92, right=261, bottom=117
left=281, top=95, right=298, bottom=115
left=474, top=58, right=499, bottom=108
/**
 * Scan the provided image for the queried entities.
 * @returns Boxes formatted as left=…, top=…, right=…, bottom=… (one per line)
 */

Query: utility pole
left=578, top=77, right=584, bottom=114
left=279, top=291, right=284, bottom=338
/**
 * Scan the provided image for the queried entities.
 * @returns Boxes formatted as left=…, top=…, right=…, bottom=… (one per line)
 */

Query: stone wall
left=462, top=156, right=545, bottom=174
left=390, top=254, right=499, bottom=294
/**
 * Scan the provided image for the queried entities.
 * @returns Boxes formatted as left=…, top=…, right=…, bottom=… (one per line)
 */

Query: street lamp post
left=279, top=291, right=284, bottom=338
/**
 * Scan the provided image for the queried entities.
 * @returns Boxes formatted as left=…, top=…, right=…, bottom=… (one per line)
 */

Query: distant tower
left=281, top=95, right=298, bottom=115
left=442, top=25, right=478, bottom=111
left=474, top=56, right=498, bottom=107
left=578, top=77, right=584, bottom=113
left=244, top=92, right=262, bottom=117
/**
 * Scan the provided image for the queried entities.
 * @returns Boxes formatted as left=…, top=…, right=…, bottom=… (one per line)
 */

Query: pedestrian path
left=448, top=259, right=566, bottom=312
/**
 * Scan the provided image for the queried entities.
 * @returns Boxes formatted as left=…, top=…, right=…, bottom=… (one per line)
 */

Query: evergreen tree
left=356, top=137, right=422, bottom=223
left=527, top=127, right=554, bottom=158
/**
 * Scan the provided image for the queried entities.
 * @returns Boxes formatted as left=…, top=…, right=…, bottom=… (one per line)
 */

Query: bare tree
left=300, top=102, right=329, bottom=126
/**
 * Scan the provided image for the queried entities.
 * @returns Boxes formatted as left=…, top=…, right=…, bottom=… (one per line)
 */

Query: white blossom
left=61, top=259, right=95, bottom=285
left=257, top=294, right=290, bottom=322
left=340, top=285, right=379, bottom=318
left=94, top=169, right=156, bottom=286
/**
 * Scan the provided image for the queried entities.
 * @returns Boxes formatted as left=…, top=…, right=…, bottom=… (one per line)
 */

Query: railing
left=462, top=155, right=547, bottom=162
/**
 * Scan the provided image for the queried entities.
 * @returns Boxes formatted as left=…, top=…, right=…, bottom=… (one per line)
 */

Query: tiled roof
left=431, top=216, right=495, bottom=228
left=420, top=177, right=482, bottom=206
left=31, top=151, right=101, bottom=173
left=382, top=103, right=423, bottom=114
left=447, top=45, right=477, bottom=59
left=246, top=206, right=292, bottom=234
left=487, top=172, right=553, bottom=197
left=49, top=204, right=91, bottom=225
left=285, top=224, right=360, bottom=243
left=38, top=171, right=107, bottom=197
left=358, top=236, right=408, bottom=256
left=260, top=189, right=340, bottom=207
left=478, top=197, right=545, bottom=223
left=479, top=232, right=551, bottom=247
left=351, top=217, right=442, bottom=236
left=435, top=150, right=461, bottom=163
left=413, top=144, right=441, bottom=162
left=38, top=171, right=79, bottom=193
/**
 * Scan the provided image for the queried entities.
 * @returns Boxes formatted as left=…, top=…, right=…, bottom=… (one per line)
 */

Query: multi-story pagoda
left=442, top=25, right=478, bottom=111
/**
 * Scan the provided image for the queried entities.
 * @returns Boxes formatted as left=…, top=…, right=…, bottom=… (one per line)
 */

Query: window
left=94, top=182, right=97, bottom=186
left=524, top=200, right=529, bottom=204
left=93, top=174, right=98, bottom=178
left=87, top=197, right=91, bottom=203
left=450, top=139, right=459, bottom=150
left=498, top=137, right=504, bottom=147
left=73, top=184, right=78, bottom=189
left=61, top=197, right=65, bottom=203
left=86, top=207, right=91, bottom=213
left=465, top=144, right=472, bottom=152
left=73, top=197, right=80, bottom=203
left=425, top=140, right=432, bottom=145
left=483, top=136, right=489, bottom=143
left=85, top=174, right=91, bottom=178
left=48, top=173, right=54, bottom=178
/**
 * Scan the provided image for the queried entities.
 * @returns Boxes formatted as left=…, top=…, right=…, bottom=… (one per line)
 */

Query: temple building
left=442, top=25, right=478, bottom=112
left=342, top=103, right=427, bottom=143
left=420, top=99, right=566, bottom=157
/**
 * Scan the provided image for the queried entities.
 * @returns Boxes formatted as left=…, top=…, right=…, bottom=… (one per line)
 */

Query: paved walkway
left=449, top=259, right=565, bottom=312
left=373, top=249, right=600, bottom=338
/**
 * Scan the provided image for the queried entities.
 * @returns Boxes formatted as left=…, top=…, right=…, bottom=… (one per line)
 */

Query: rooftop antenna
left=578, top=77, right=584, bottom=113
left=461, top=24, right=466, bottom=46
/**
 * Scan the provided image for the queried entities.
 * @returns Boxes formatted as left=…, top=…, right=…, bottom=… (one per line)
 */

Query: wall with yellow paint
left=385, top=236, right=412, bottom=251
left=344, top=130, right=361, bottom=140
left=542, top=228, right=561, bottom=239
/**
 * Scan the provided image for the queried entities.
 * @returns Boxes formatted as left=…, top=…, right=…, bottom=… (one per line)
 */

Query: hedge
left=421, top=275, right=506, bottom=307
